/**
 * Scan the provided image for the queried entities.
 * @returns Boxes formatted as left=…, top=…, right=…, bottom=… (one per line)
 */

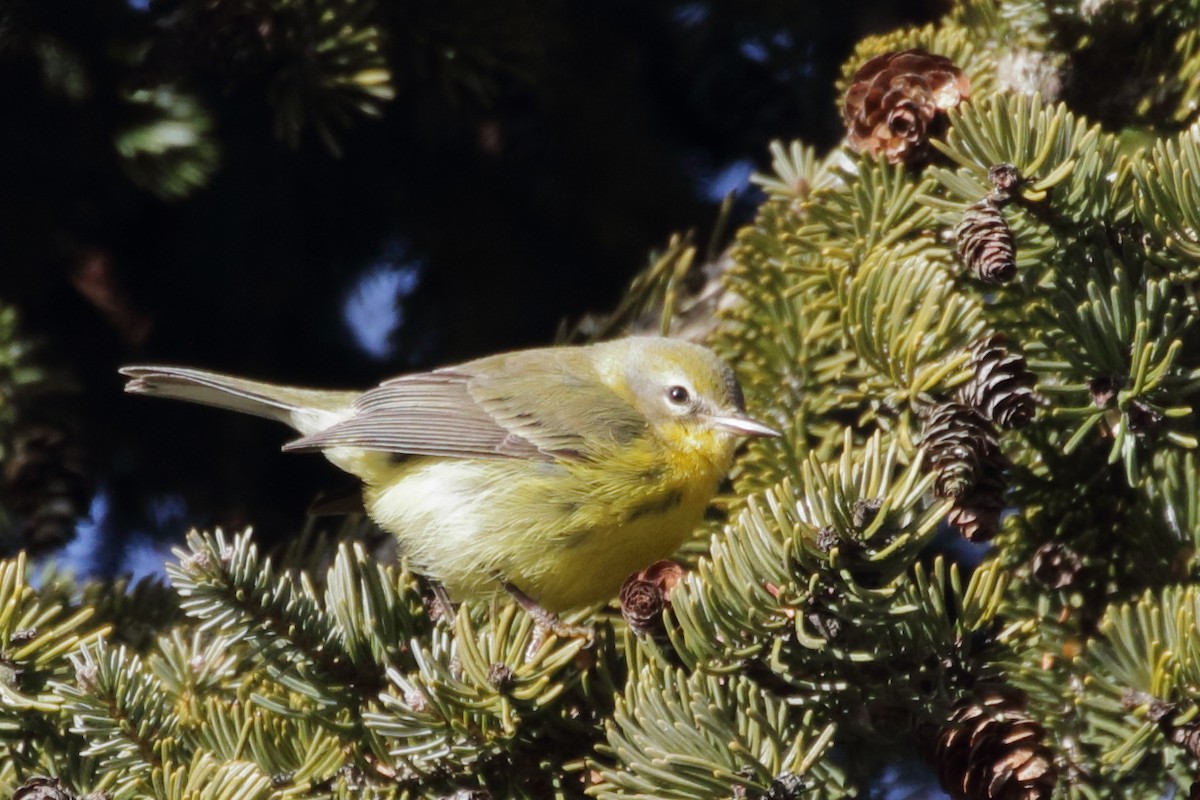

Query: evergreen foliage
left=6, top=0, right=1200, bottom=797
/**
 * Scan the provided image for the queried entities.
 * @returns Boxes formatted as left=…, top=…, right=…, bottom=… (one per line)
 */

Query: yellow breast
left=352, top=431, right=731, bottom=612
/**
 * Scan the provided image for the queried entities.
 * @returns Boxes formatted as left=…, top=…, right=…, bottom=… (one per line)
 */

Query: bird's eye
left=667, top=385, right=691, bottom=405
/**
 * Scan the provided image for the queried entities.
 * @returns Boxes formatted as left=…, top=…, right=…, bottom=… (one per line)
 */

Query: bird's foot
left=501, top=580, right=594, bottom=651
left=431, top=580, right=456, bottom=622
left=418, top=576, right=457, bottom=623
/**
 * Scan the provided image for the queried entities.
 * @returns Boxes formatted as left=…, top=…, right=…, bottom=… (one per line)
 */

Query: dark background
left=0, top=0, right=943, bottom=571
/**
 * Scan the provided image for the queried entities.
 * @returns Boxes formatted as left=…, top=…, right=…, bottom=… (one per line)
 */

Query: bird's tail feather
left=119, top=366, right=357, bottom=434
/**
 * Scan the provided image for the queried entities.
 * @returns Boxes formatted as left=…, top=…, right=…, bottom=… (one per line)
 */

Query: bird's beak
left=710, top=413, right=781, bottom=438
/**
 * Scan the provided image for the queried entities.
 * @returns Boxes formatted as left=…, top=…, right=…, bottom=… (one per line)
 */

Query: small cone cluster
left=843, top=48, right=970, bottom=164
left=921, top=402, right=1009, bottom=541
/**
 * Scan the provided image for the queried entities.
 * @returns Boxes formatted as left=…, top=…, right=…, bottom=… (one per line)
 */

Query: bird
left=120, top=336, right=778, bottom=632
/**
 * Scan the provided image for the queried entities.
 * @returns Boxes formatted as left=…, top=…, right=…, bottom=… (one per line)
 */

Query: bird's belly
left=361, top=456, right=713, bottom=612
left=527, top=491, right=707, bottom=611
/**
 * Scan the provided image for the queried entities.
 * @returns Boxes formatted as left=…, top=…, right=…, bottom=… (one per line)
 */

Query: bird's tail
left=119, top=366, right=358, bottom=436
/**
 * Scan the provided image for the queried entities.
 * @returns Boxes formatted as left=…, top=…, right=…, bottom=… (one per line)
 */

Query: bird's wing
left=281, top=350, right=646, bottom=461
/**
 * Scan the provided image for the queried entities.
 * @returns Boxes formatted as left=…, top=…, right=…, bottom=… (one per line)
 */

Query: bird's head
left=607, top=337, right=780, bottom=465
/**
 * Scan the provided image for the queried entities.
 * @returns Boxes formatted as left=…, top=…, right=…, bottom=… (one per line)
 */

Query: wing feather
left=281, top=349, right=646, bottom=461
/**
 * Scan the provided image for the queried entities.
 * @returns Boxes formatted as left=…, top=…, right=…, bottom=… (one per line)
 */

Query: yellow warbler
left=120, top=336, right=777, bottom=628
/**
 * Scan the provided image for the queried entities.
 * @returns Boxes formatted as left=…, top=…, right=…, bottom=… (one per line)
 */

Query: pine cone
left=13, top=777, right=76, bottom=800
left=946, top=464, right=1007, bottom=542
left=843, top=48, right=970, bottom=164
left=1171, top=721, right=1200, bottom=759
left=2, top=422, right=93, bottom=554
left=959, top=334, right=1037, bottom=429
left=921, top=403, right=1003, bottom=499
left=1031, top=542, right=1082, bottom=589
left=619, top=560, right=685, bottom=638
left=932, top=688, right=1057, bottom=800
left=956, top=200, right=1016, bottom=284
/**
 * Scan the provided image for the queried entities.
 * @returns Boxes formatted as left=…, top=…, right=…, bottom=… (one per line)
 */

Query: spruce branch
left=842, top=249, right=983, bottom=400
left=188, top=695, right=346, bottom=794
left=928, top=93, right=1133, bottom=225
left=1080, top=586, right=1200, bottom=787
left=80, top=575, right=181, bottom=652
left=115, top=86, right=219, bottom=200
left=145, top=630, right=245, bottom=732
left=323, top=541, right=430, bottom=678
left=1136, top=126, right=1200, bottom=268
left=1145, top=450, right=1200, bottom=578
left=591, top=653, right=845, bottom=800
left=166, top=529, right=372, bottom=709
left=145, top=747, right=274, bottom=800
left=798, top=157, right=938, bottom=265
left=1040, top=259, right=1197, bottom=483
left=665, top=432, right=949, bottom=671
left=55, top=643, right=176, bottom=798
left=266, top=0, right=394, bottom=155
left=0, top=553, right=107, bottom=720
left=363, top=603, right=595, bottom=782
left=752, top=141, right=839, bottom=212
left=719, top=200, right=851, bottom=495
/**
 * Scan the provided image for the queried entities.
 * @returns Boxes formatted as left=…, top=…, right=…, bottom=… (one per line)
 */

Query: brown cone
left=843, top=48, right=970, bottom=164
left=932, top=688, right=1057, bottom=800
left=2, top=422, right=93, bottom=554
left=920, top=403, right=1003, bottom=500
left=1030, top=542, right=1082, bottom=589
left=946, top=464, right=1007, bottom=542
left=959, top=334, right=1038, bottom=429
left=956, top=200, right=1016, bottom=284
left=619, top=560, right=685, bottom=638
left=1171, top=722, right=1200, bottom=758
left=13, top=777, right=76, bottom=800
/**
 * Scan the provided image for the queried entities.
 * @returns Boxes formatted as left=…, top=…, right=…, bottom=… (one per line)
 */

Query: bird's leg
left=417, top=574, right=457, bottom=623
left=501, top=580, right=593, bottom=644
left=431, top=581, right=456, bottom=622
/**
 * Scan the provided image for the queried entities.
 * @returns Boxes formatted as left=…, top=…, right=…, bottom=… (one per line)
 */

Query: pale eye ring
left=666, top=385, right=691, bottom=405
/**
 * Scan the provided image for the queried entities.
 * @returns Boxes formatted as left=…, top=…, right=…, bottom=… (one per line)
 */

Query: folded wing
left=282, top=349, right=646, bottom=462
